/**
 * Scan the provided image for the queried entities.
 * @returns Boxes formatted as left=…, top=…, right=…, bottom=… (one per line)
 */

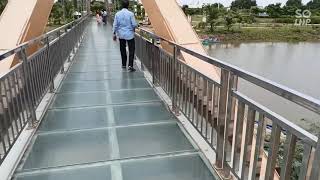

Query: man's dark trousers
left=119, top=38, right=135, bottom=67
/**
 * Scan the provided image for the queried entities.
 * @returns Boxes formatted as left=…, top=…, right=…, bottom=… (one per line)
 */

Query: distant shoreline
left=197, top=26, right=320, bottom=43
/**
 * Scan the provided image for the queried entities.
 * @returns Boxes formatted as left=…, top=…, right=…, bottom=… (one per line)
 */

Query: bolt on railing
left=0, top=15, right=89, bottom=165
left=135, top=28, right=320, bottom=180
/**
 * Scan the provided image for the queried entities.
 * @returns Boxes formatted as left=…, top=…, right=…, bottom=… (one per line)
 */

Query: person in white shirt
left=113, top=0, right=137, bottom=72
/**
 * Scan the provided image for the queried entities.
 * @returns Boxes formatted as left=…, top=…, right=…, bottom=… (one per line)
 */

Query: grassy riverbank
left=197, top=25, right=320, bottom=43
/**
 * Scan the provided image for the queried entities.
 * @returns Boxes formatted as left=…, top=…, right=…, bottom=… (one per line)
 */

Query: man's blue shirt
left=113, top=9, right=137, bottom=40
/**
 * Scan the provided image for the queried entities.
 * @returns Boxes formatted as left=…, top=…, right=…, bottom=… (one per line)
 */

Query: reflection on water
left=206, top=42, right=320, bottom=133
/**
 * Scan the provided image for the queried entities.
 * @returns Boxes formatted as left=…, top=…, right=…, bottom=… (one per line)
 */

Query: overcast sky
left=177, top=0, right=311, bottom=7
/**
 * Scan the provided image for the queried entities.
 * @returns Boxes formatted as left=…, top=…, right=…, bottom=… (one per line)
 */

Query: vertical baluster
left=298, top=143, right=312, bottom=180
left=19, top=48, right=37, bottom=128
left=240, top=108, right=256, bottom=179
left=205, top=80, right=211, bottom=139
left=39, top=50, right=47, bottom=98
left=151, top=38, right=155, bottom=85
left=184, top=66, right=189, bottom=115
left=200, top=76, right=205, bottom=134
left=192, top=71, right=196, bottom=124
left=195, top=73, right=200, bottom=128
left=14, top=70, right=27, bottom=124
left=309, top=134, right=320, bottom=180
left=249, top=113, right=266, bottom=180
left=0, top=84, right=11, bottom=151
left=34, top=55, right=41, bottom=103
left=265, top=123, right=281, bottom=180
left=280, top=132, right=297, bottom=180
left=0, top=116, right=7, bottom=158
left=231, top=101, right=245, bottom=170
left=7, top=75, right=20, bottom=131
left=9, top=73, right=23, bottom=130
left=210, top=85, right=217, bottom=146
left=216, top=69, right=231, bottom=169
left=187, top=66, right=192, bottom=119
left=3, top=78, right=18, bottom=137
left=46, top=37, right=55, bottom=93
left=181, top=64, right=185, bottom=113
left=177, top=62, right=181, bottom=110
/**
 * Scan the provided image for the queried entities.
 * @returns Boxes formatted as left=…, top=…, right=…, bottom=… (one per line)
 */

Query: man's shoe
left=122, top=66, right=126, bottom=69
left=128, top=66, right=136, bottom=72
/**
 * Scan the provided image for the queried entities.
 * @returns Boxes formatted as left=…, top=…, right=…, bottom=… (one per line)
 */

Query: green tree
left=136, top=4, right=142, bottom=17
left=286, top=0, right=303, bottom=7
left=50, top=2, right=64, bottom=25
left=73, top=0, right=78, bottom=11
left=265, top=3, right=283, bottom=18
left=283, top=5, right=299, bottom=15
left=225, top=14, right=234, bottom=31
left=251, top=6, right=263, bottom=15
left=91, top=0, right=104, bottom=14
left=0, top=0, right=8, bottom=15
left=203, top=4, right=220, bottom=32
left=231, top=0, right=257, bottom=10
left=307, top=0, right=320, bottom=9
left=64, top=0, right=75, bottom=21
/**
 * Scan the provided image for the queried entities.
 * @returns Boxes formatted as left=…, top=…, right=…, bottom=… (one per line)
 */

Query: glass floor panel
left=16, top=154, right=215, bottom=180
left=117, top=123, right=195, bottom=158
left=107, top=79, right=150, bottom=90
left=69, top=64, right=138, bottom=73
left=74, top=55, right=122, bottom=62
left=51, top=89, right=159, bottom=108
left=70, top=64, right=120, bottom=69
left=58, top=81, right=108, bottom=93
left=16, top=165, right=111, bottom=180
left=64, top=72, right=145, bottom=82
left=39, top=107, right=110, bottom=132
left=51, top=92, right=108, bottom=108
left=122, top=154, right=215, bottom=180
left=58, top=79, right=150, bottom=93
left=110, top=89, right=159, bottom=104
left=73, top=59, right=121, bottom=65
left=22, top=129, right=111, bottom=170
left=113, top=103, right=174, bottom=126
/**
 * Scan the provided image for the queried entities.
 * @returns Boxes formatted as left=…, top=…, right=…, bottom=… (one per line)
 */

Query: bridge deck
left=13, top=21, right=217, bottom=180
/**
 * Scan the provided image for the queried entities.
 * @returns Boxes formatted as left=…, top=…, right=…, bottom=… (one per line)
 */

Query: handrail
left=0, top=16, right=87, bottom=61
left=136, top=27, right=320, bottom=116
left=135, top=28, right=320, bottom=180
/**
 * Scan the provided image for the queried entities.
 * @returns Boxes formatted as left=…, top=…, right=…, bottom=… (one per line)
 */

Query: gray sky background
left=177, top=0, right=311, bottom=7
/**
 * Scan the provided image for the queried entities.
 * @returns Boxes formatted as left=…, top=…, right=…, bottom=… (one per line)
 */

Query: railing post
left=171, top=45, right=179, bottom=115
left=57, top=31, right=65, bottom=74
left=19, top=48, right=37, bottom=128
left=65, top=27, right=72, bottom=62
left=151, top=38, right=155, bottom=85
left=215, top=68, right=232, bottom=178
left=45, top=37, right=55, bottom=93
left=310, top=135, right=320, bottom=180
left=139, top=31, right=145, bottom=72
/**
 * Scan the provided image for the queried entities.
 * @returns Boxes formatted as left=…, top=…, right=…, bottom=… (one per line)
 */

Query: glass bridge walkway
left=12, top=21, right=218, bottom=180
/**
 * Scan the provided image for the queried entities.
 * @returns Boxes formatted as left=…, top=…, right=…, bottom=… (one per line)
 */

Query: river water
left=206, top=42, right=320, bottom=134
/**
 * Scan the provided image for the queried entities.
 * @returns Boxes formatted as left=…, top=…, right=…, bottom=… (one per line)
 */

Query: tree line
left=182, top=0, right=320, bottom=32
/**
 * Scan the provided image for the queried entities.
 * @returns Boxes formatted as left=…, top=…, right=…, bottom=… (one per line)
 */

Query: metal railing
left=0, top=16, right=89, bottom=165
left=135, top=29, right=320, bottom=180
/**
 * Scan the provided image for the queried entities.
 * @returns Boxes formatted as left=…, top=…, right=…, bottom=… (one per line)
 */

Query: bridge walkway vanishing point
left=11, top=20, right=219, bottom=180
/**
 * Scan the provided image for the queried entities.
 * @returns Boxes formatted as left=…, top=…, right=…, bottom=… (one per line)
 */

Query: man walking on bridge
left=113, top=0, right=137, bottom=72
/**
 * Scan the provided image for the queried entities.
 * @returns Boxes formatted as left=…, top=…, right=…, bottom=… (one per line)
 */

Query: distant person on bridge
left=112, top=0, right=137, bottom=72
left=102, top=10, right=107, bottom=24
